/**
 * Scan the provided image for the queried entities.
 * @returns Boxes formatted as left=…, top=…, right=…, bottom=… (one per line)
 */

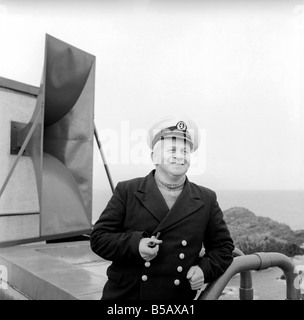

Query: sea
left=92, top=188, right=304, bottom=300
left=216, top=189, right=304, bottom=231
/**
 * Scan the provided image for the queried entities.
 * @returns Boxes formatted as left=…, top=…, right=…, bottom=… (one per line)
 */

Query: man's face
left=152, top=138, right=191, bottom=177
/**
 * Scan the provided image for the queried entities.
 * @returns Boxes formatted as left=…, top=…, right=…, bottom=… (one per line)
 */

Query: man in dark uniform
left=90, top=116, right=234, bottom=300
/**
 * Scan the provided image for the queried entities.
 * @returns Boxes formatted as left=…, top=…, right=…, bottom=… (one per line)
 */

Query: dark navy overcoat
left=90, top=170, right=234, bottom=300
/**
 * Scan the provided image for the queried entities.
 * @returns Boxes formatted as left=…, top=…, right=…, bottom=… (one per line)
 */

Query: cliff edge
left=224, top=207, right=304, bottom=257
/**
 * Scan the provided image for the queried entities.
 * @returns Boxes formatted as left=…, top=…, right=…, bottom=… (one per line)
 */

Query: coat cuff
left=198, top=257, right=212, bottom=284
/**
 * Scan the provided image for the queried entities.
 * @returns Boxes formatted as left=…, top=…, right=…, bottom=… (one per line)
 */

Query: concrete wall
left=0, top=78, right=39, bottom=242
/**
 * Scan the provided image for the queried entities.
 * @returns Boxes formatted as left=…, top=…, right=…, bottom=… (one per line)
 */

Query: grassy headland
left=224, top=207, right=304, bottom=257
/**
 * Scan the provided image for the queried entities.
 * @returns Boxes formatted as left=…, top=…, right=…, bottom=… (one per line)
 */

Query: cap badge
left=176, top=121, right=187, bottom=131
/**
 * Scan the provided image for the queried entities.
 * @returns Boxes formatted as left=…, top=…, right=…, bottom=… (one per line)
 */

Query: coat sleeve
left=90, top=182, right=147, bottom=264
left=198, top=191, right=234, bottom=283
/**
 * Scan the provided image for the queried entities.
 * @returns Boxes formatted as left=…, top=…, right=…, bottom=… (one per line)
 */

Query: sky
left=0, top=0, right=304, bottom=192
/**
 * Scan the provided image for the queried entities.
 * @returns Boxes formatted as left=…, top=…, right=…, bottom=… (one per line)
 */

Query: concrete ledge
left=0, top=76, right=39, bottom=96
left=0, top=281, right=30, bottom=300
left=0, top=241, right=110, bottom=300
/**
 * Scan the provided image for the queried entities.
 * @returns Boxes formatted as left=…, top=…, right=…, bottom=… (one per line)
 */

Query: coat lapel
left=134, top=170, right=169, bottom=222
left=153, top=177, right=205, bottom=233
left=135, top=170, right=205, bottom=233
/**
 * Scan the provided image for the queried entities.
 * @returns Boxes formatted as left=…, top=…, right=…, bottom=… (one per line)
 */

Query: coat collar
left=134, top=170, right=168, bottom=223
left=134, top=170, right=205, bottom=233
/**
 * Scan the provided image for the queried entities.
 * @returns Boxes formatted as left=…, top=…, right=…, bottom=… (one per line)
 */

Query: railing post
left=254, top=252, right=301, bottom=300
left=233, top=248, right=254, bottom=300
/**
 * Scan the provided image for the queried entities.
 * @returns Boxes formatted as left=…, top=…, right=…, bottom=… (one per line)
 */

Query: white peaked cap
left=147, top=115, right=201, bottom=152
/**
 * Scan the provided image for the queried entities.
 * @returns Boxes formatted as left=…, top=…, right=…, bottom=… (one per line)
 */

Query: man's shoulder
left=116, top=176, right=145, bottom=190
left=189, top=180, right=216, bottom=199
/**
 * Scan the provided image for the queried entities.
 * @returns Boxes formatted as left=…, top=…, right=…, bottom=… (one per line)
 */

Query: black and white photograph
left=0, top=0, right=303, bottom=306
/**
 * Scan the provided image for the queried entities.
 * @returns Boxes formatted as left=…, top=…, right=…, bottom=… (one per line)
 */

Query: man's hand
left=186, top=265, right=204, bottom=290
left=139, top=236, right=162, bottom=261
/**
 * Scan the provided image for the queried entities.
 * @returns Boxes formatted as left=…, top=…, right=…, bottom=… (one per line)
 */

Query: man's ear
left=151, top=151, right=158, bottom=166
left=151, top=151, right=157, bottom=165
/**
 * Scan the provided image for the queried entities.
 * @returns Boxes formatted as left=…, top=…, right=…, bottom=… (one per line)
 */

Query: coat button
left=179, top=253, right=185, bottom=259
left=145, top=261, right=151, bottom=267
left=177, top=266, right=183, bottom=272
left=174, top=279, right=180, bottom=286
left=181, top=240, right=187, bottom=246
left=142, top=275, right=148, bottom=281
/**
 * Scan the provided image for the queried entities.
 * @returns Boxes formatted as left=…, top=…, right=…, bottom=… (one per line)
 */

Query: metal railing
left=198, top=249, right=301, bottom=300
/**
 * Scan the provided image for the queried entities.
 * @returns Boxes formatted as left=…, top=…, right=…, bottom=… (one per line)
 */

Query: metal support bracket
left=10, top=121, right=29, bottom=156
